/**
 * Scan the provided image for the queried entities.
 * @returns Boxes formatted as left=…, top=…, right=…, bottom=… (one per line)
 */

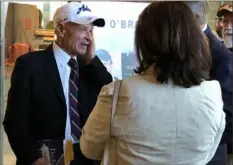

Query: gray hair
left=184, top=1, right=209, bottom=25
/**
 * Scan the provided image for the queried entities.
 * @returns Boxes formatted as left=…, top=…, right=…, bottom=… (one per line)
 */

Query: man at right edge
left=185, top=2, right=232, bottom=165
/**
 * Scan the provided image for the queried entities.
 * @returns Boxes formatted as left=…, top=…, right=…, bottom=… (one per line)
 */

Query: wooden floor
left=3, top=68, right=15, bottom=165
left=3, top=133, right=16, bottom=165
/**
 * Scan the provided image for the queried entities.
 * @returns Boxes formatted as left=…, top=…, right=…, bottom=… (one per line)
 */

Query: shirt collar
left=202, top=23, right=207, bottom=32
left=52, top=42, right=77, bottom=67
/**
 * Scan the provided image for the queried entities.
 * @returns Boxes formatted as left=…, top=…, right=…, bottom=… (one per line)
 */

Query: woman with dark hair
left=80, top=2, right=225, bottom=165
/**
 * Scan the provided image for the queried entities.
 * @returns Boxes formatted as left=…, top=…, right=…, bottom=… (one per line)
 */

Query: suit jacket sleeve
left=3, top=57, right=40, bottom=165
left=212, top=47, right=233, bottom=145
left=201, top=81, right=226, bottom=162
left=84, top=56, right=113, bottom=87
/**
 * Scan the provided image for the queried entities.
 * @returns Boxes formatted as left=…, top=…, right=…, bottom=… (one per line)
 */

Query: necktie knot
left=68, top=58, right=77, bottom=70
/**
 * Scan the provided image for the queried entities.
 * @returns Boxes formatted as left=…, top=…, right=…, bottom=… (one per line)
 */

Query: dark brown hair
left=134, top=1, right=211, bottom=88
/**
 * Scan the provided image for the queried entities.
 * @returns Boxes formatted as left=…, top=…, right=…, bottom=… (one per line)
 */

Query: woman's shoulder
left=200, top=79, right=220, bottom=87
left=198, top=80, right=223, bottom=114
left=98, top=75, right=144, bottom=97
left=199, top=80, right=221, bottom=97
left=100, top=78, right=221, bottom=97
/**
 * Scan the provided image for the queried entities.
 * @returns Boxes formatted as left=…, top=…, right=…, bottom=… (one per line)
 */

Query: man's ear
left=55, top=23, right=66, bottom=37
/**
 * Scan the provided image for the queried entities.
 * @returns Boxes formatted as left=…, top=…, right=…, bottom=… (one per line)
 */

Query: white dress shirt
left=202, top=23, right=207, bottom=32
left=53, top=42, right=78, bottom=143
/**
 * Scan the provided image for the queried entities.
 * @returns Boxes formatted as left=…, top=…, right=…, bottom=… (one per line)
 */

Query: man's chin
left=76, top=48, right=87, bottom=56
left=76, top=52, right=87, bottom=61
left=76, top=50, right=86, bottom=56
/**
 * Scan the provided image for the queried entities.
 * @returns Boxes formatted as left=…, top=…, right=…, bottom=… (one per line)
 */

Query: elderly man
left=214, top=4, right=228, bottom=42
left=3, top=2, right=112, bottom=165
left=185, top=1, right=232, bottom=165
left=216, top=5, right=233, bottom=164
left=217, top=4, right=233, bottom=51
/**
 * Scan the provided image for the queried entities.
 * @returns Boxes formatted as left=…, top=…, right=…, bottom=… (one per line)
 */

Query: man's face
left=221, top=12, right=233, bottom=48
left=62, top=22, right=94, bottom=55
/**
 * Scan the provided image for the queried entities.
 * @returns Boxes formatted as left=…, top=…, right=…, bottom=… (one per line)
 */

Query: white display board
left=3, top=1, right=149, bottom=79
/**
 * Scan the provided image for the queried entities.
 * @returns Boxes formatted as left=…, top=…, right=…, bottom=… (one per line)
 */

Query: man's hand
left=84, top=33, right=96, bottom=65
left=33, top=158, right=51, bottom=165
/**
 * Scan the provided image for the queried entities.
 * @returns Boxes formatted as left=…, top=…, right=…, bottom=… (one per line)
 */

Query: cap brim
left=217, top=8, right=232, bottom=17
left=71, top=15, right=105, bottom=27
left=93, top=18, right=105, bottom=27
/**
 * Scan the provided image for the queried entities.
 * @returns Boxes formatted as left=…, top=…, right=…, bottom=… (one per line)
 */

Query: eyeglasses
left=220, top=18, right=233, bottom=28
left=215, top=17, right=222, bottom=21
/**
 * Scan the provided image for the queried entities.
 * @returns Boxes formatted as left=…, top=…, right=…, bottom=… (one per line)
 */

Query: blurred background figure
left=217, top=4, right=232, bottom=51
left=215, top=4, right=231, bottom=42
left=217, top=5, right=233, bottom=164
left=96, top=49, right=113, bottom=73
left=185, top=1, right=232, bottom=165
left=121, top=51, right=137, bottom=79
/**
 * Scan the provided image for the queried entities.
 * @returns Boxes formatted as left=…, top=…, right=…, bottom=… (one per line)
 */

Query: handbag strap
left=110, top=80, right=122, bottom=125
left=101, top=80, right=122, bottom=165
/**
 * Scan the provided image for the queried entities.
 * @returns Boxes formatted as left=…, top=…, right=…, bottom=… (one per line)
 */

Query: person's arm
left=201, top=81, right=226, bottom=163
left=84, top=56, right=113, bottom=87
left=3, top=57, right=41, bottom=165
left=206, top=112, right=226, bottom=162
left=80, top=82, right=115, bottom=160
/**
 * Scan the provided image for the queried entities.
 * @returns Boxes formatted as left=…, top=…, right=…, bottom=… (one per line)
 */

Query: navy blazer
left=3, top=45, right=113, bottom=165
left=204, top=26, right=232, bottom=145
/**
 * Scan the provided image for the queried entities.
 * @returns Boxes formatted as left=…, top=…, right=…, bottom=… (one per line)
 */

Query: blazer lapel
left=77, top=55, right=85, bottom=71
left=43, top=44, right=66, bottom=108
